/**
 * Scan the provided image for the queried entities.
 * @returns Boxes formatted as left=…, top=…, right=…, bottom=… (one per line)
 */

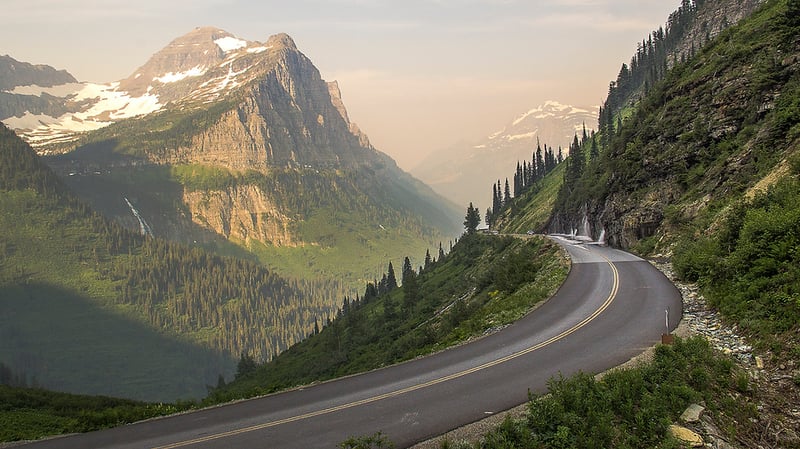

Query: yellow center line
left=154, top=252, right=620, bottom=449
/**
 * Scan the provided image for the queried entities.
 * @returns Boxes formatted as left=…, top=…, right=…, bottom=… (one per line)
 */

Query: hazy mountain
left=412, top=101, right=597, bottom=211
left=2, top=28, right=461, bottom=290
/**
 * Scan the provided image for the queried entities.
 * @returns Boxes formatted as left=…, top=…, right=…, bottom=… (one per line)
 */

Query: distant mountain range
left=412, top=100, right=598, bottom=211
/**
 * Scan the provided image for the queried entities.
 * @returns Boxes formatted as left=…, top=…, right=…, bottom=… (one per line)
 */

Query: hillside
left=208, top=233, right=568, bottom=403
left=6, top=28, right=462, bottom=290
left=535, top=0, right=800, bottom=361
left=476, top=0, right=800, bottom=446
left=0, top=124, right=347, bottom=401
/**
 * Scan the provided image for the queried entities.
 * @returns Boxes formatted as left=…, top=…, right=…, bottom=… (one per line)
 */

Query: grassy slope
left=207, top=234, right=568, bottom=402
left=495, top=162, right=565, bottom=234
left=0, top=385, right=186, bottom=442
left=0, top=190, right=231, bottom=402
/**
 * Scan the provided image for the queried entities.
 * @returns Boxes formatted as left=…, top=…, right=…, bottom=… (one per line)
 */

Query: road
left=21, top=237, right=682, bottom=449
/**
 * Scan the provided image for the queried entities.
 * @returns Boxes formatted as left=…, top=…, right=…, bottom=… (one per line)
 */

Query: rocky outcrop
left=184, top=184, right=297, bottom=246
left=548, top=0, right=774, bottom=249
left=669, top=0, right=764, bottom=65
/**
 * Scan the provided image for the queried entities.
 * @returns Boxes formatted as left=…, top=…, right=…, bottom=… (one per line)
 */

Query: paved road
left=22, top=237, right=681, bottom=449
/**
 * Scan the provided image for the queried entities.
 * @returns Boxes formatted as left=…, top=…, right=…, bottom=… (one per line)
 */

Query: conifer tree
left=503, top=179, right=511, bottom=205
left=464, top=202, right=481, bottom=235
left=386, top=262, right=398, bottom=291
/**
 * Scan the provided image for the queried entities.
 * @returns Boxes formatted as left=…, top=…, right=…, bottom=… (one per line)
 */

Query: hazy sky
left=2, top=0, right=680, bottom=169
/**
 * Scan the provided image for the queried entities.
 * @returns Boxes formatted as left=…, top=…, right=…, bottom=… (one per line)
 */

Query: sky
left=1, top=0, right=681, bottom=170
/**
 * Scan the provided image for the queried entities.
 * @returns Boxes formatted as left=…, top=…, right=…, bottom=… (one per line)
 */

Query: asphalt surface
left=21, top=237, right=682, bottom=449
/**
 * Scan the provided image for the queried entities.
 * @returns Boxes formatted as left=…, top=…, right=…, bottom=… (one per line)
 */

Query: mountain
left=412, top=101, right=597, bottom=211
left=2, top=28, right=461, bottom=288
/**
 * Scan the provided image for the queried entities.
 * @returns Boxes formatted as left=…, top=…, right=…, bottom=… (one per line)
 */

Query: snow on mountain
left=412, top=100, right=598, bottom=210
left=1, top=27, right=294, bottom=150
left=3, top=81, right=162, bottom=147
left=214, top=36, right=248, bottom=52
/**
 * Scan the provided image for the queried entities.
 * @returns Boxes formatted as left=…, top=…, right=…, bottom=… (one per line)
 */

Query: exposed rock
left=681, top=403, right=705, bottom=423
left=669, top=424, right=705, bottom=447
left=0, top=54, right=76, bottom=91
left=183, top=184, right=297, bottom=246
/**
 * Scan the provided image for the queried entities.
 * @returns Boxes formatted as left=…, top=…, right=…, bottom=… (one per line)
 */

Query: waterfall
left=578, top=212, right=592, bottom=238
left=598, top=229, right=606, bottom=245
left=124, top=197, right=153, bottom=236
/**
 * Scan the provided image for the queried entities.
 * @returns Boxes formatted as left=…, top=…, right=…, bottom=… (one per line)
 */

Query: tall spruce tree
left=386, top=262, right=398, bottom=291
left=464, top=202, right=481, bottom=235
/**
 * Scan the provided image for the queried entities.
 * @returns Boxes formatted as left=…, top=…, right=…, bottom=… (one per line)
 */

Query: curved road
left=22, top=237, right=681, bottom=449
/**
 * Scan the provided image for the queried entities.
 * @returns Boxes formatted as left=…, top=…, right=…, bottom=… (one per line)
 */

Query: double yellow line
left=155, top=252, right=620, bottom=449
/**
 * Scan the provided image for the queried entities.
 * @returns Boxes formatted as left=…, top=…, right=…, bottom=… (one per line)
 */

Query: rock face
left=0, top=54, right=76, bottom=91
left=670, top=0, right=763, bottom=64
left=184, top=185, right=296, bottom=246
left=0, top=55, right=79, bottom=123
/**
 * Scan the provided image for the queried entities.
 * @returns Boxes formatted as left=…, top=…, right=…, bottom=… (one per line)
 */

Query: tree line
left=0, top=124, right=349, bottom=372
left=485, top=138, right=565, bottom=228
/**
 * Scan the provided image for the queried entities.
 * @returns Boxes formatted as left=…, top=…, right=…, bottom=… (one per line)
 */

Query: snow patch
left=153, top=66, right=206, bottom=83
left=488, top=129, right=505, bottom=139
left=214, top=36, right=247, bottom=52
left=246, top=46, right=271, bottom=53
left=6, top=82, right=162, bottom=146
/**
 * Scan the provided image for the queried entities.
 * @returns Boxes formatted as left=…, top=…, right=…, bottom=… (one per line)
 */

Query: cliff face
left=184, top=184, right=297, bottom=246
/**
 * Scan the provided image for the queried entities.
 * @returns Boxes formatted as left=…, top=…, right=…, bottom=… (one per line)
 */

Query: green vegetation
left=673, top=174, right=800, bottom=357
left=207, top=234, right=568, bottom=402
left=496, top=162, right=565, bottom=234
left=555, top=0, right=800, bottom=235
left=487, top=141, right=563, bottom=231
left=544, top=0, right=800, bottom=357
left=0, top=125, right=346, bottom=401
left=0, top=385, right=187, bottom=442
left=439, top=337, right=757, bottom=449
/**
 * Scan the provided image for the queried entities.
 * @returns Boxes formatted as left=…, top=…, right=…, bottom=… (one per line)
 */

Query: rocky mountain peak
left=0, top=54, right=77, bottom=91
left=266, top=33, right=297, bottom=51
left=119, top=27, right=248, bottom=95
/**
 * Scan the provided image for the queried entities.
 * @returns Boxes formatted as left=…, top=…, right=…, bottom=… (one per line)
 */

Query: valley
left=2, top=0, right=800, bottom=447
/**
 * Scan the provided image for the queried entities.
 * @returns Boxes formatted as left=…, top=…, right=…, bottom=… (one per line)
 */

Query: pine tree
left=463, top=202, right=481, bottom=235
left=386, top=262, right=398, bottom=291
left=236, top=352, right=258, bottom=379
left=503, top=179, right=511, bottom=205
left=589, top=132, right=599, bottom=160
left=424, top=249, right=432, bottom=269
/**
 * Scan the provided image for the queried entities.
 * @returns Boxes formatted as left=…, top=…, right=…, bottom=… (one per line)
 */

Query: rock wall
left=184, top=184, right=297, bottom=247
